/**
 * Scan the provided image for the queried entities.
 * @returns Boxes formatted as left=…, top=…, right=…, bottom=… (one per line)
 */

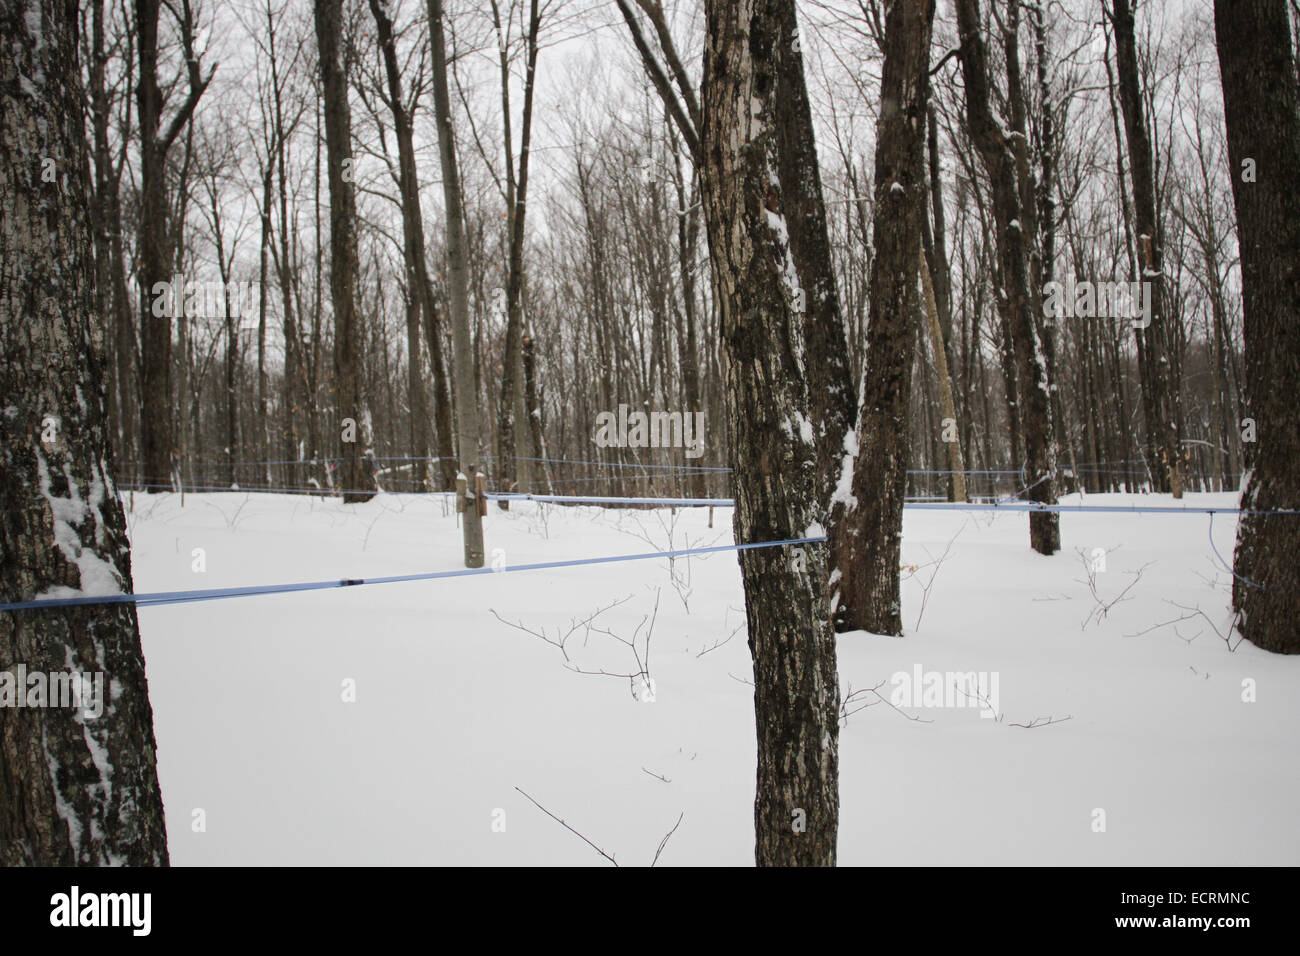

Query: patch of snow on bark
left=831, top=428, right=859, bottom=510
left=43, top=733, right=83, bottom=856
left=34, top=449, right=124, bottom=599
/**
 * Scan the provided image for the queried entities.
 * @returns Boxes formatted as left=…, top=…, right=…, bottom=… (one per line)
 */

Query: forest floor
left=122, top=488, right=1300, bottom=865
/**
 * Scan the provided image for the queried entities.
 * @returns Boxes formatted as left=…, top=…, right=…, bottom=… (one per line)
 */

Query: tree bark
left=315, top=0, right=375, bottom=504
left=829, top=0, right=936, bottom=634
left=921, top=246, right=966, bottom=501
left=701, top=0, right=839, bottom=866
left=136, top=0, right=211, bottom=492
left=0, top=0, right=169, bottom=864
left=1111, top=0, right=1184, bottom=498
left=1215, top=0, right=1300, bottom=653
left=956, top=0, right=1059, bottom=554
left=428, top=0, right=485, bottom=568
left=494, top=0, right=541, bottom=505
left=367, top=0, right=456, bottom=490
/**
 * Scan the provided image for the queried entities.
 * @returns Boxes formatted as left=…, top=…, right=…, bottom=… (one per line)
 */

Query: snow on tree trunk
left=956, top=0, right=1060, bottom=556
left=0, top=0, right=168, bottom=864
left=828, top=0, right=936, bottom=635
left=701, top=0, right=839, bottom=866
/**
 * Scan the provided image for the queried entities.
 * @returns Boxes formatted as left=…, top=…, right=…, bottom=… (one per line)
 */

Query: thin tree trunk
left=956, top=0, right=1059, bottom=554
left=257, top=166, right=272, bottom=485
left=921, top=247, right=966, bottom=501
left=1111, top=0, right=1184, bottom=498
left=315, top=0, right=374, bottom=504
left=136, top=0, right=210, bottom=492
left=494, top=0, right=541, bottom=505
left=428, top=0, right=485, bottom=567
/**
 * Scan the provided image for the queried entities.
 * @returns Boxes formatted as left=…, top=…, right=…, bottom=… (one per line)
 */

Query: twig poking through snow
left=904, top=522, right=966, bottom=632
left=1008, top=715, right=1073, bottom=729
left=1075, top=548, right=1152, bottom=630
left=514, top=787, right=618, bottom=866
left=651, top=812, right=684, bottom=868
left=1126, top=601, right=1243, bottom=651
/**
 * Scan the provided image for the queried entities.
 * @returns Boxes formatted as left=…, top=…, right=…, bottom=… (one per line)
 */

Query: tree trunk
left=428, top=0, right=485, bottom=568
left=257, top=166, right=272, bottom=485
left=921, top=247, right=966, bottom=501
left=135, top=0, right=210, bottom=493
left=701, top=0, right=839, bottom=866
left=1112, top=0, right=1184, bottom=498
left=136, top=0, right=172, bottom=492
left=495, top=0, right=541, bottom=505
left=1215, top=0, right=1300, bottom=654
left=830, top=0, right=937, bottom=634
left=368, top=0, right=456, bottom=491
left=315, top=0, right=374, bottom=504
left=957, top=0, right=1059, bottom=554
left=0, top=0, right=169, bottom=864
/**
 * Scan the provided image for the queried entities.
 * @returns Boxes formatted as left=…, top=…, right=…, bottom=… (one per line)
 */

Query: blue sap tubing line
left=0, top=537, right=825, bottom=613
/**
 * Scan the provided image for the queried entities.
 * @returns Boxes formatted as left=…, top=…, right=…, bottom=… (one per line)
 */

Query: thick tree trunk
left=315, top=0, right=374, bottom=504
left=0, top=0, right=169, bottom=864
left=428, top=0, right=485, bottom=568
left=829, top=0, right=936, bottom=635
left=768, top=9, right=853, bottom=505
left=1215, top=0, right=1300, bottom=654
left=701, top=0, right=839, bottom=866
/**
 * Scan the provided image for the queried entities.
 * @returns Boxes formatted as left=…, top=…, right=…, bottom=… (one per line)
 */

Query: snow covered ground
left=120, top=490, right=1300, bottom=866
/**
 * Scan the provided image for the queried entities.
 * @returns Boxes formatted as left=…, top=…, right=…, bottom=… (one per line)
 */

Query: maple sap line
left=5, top=495, right=1288, bottom=614
left=0, top=537, right=827, bottom=613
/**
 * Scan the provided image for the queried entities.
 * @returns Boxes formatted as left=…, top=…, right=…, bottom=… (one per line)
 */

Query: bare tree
left=367, top=0, right=457, bottom=490
left=136, top=0, right=213, bottom=491
left=315, top=0, right=375, bottom=503
left=1109, top=0, right=1185, bottom=498
left=956, top=0, right=1060, bottom=555
left=493, top=0, right=541, bottom=503
left=428, top=0, right=484, bottom=566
